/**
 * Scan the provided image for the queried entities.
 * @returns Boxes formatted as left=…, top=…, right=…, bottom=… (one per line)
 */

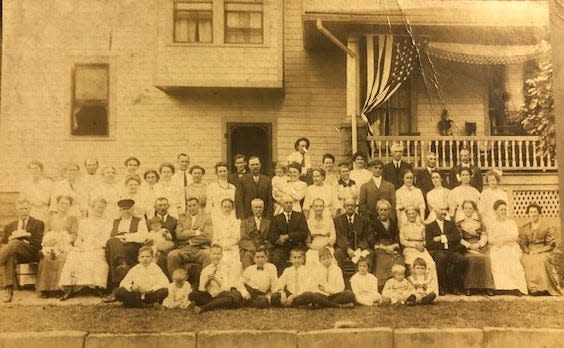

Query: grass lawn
left=0, top=300, right=563, bottom=333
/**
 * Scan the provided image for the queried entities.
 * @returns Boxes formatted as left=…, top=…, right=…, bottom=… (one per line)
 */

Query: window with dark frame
left=224, top=0, right=263, bottom=44
left=174, top=0, right=213, bottom=43
left=368, top=80, right=413, bottom=136
left=71, top=64, right=109, bottom=137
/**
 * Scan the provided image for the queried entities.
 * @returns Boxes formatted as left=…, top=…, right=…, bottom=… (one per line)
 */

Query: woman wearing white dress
left=448, top=167, right=480, bottom=223
left=424, top=171, right=451, bottom=224
left=59, top=198, right=112, bottom=300
left=322, top=153, right=339, bottom=188
left=488, top=200, right=528, bottom=296
left=141, top=169, right=159, bottom=218
left=212, top=198, right=242, bottom=275
left=478, top=170, right=508, bottom=228
left=121, top=176, right=148, bottom=219
left=154, top=163, right=185, bottom=218
left=303, top=168, right=342, bottom=219
left=206, top=162, right=236, bottom=219
left=349, top=151, right=372, bottom=187
left=19, top=160, right=53, bottom=223
left=305, top=198, right=336, bottom=267
left=273, top=163, right=306, bottom=215
left=395, top=170, right=425, bottom=227
left=185, top=165, right=208, bottom=210
left=92, top=167, right=121, bottom=219
left=123, top=156, right=141, bottom=182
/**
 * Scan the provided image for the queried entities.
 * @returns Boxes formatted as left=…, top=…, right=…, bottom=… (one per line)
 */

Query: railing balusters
left=504, top=140, right=509, bottom=168
left=442, top=139, right=447, bottom=169
left=518, top=140, right=524, bottom=168
left=532, top=141, right=538, bottom=168
left=525, top=140, right=531, bottom=168
left=511, top=140, right=516, bottom=168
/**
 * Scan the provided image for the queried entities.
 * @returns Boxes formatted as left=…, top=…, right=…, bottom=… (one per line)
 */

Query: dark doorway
left=227, top=123, right=273, bottom=176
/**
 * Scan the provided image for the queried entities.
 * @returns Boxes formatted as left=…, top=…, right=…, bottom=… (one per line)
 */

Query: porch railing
left=365, top=136, right=558, bottom=171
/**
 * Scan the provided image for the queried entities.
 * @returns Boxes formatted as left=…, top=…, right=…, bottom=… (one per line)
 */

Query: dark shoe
left=486, top=289, right=495, bottom=297
left=421, top=292, right=437, bottom=305
left=406, top=294, right=417, bottom=306
left=439, top=289, right=446, bottom=296
left=465, top=289, right=472, bottom=296
left=514, top=290, right=523, bottom=297
left=40, top=291, right=49, bottom=298
left=95, top=287, right=107, bottom=298
left=2, top=287, right=13, bottom=303
left=60, top=290, right=74, bottom=301
left=452, top=289, right=462, bottom=296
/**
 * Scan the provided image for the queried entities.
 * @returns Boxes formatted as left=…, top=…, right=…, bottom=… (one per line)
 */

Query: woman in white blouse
left=305, top=198, right=336, bottom=267
left=154, top=163, right=185, bottom=218
left=448, top=167, right=480, bottom=223
left=273, top=163, right=306, bottom=215
left=424, top=170, right=451, bottom=224
left=121, top=176, right=148, bottom=219
left=19, top=160, right=53, bottom=223
left=212, top=198, right=242, bottom=276
left=206, top=162, right=236, bottom=219
left=140, top=169, right=159, bottom=218
left=92, top=166, right=121, bottom=219
left=303, top=168, right=342, bottom=219
left=395, top=170, right=425, bottom=227
left=349, top=151, right=372, bottom=187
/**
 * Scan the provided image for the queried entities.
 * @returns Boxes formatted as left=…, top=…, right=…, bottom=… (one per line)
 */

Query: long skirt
left=521, top=252, right=562, bottom=296
left=59, top=248, right=109, bottom=289
left=36, top=253, right=66, bottom=291
left=372, top=249, right=404, bottom=286
left=463, top=248, right=495, bottom=289
left=489, top=243, right=528, bottom=293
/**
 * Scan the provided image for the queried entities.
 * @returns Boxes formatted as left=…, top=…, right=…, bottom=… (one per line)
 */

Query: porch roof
left=303, top=0, right=549, bottom=49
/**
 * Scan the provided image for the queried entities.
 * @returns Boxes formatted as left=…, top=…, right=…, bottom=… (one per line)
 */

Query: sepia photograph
left=0, top=0, right=563, bottom=347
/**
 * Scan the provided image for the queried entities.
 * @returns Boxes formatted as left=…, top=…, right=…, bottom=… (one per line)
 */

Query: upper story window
left=224, top=0, right=263, bottom=44
left=71, top=64, right=109, bottom=136
left=174, top=0, right=213, bottom=43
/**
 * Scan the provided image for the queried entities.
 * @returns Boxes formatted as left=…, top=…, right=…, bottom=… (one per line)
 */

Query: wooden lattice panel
left=512, top=190, right=560, bottom=218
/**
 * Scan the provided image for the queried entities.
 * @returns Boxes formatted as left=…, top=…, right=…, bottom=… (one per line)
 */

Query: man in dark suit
left=425, top=204, right=467, bottom=295
left=235, top=156, right=273, bottom=219
left=359, top=159, right=396, bottom=220
left=382, top=142, right=413, bottom=189
left=448, top=148, right=483, bottom=191
left=0, top=200, right=44, bottom=302
left=268, top=195, right=309, bottom=275
left=416, top=152, right=440, bottom=197
left=151, top=197, right=178, bottom=274
left=227, top=153, right=249, bottom=186
left=104, top=199, right=149, bottom=301
left=239, top=198, right=271, bottom=269
left=334, top=197, right=372, bottom=269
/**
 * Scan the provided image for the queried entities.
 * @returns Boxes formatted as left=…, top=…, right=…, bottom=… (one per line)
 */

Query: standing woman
left=206, top=162, right=236, bottom=219
left=322, top=153, right=339, bottom=188
left=395, top=170, right=426, bottom=227
left=424, top=171, right=451, bottom=224
left=349, top=152, right=372, bottom=187
left=154, top=163, right=185, bottom=218
left=448, top=168, right=480, bottom=222
left=185, top=165, right=208, bottom=210
left=93, top=166, right=121, bottom=219
left=457, top=200, right=495, bottom=296
left=479, top=170, right=508, bottom=228
left=19, top=160, right=53, bottom=223
left=58, top=198, right=112, bottom=300
left=36, top=195, right=78, bottom=297
left=287, top=137, right=312, bottom=178
left=123, top=157, right=141, bottom=180
left=121, top=176, right=147, bottom=219
left=303, top=168, right=341, bottom=219
left=273, top=162, right=306, bottom=215
left=519, top=203, right=562, bottom=296
left=141, top=169, right=160, bottom=218
left=488, top=200, right=527, bottom=296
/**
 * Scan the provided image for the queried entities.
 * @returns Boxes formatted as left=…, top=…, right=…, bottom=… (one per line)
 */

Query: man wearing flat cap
left=359, top=159, right=396, bottom=220
left=104, top=199, right=149, bottom=301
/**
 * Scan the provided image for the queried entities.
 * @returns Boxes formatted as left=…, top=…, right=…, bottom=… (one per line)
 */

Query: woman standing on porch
left=488, top=200, right=527, bottom=296
left=303, top=168, right=342, bottom=219
left=141, top=169, right=159, bottom=218
left=448, top=168, right=480, bottom=222
left=185, top=165, right=208, bottom=210
left=479, top=170, right=508, bottom=228
left=154, top=163, right=185, bottom=218
left=395, top=170, right=426, bottom=226
left=92, top=167, right=121, bottom=219
left=19, top=160, right=53, bottom=223
left=206, top=162, right=236, bottom=219
left=519, top=203, right=562, bottom=296
left=273, top=162, right=306, bottom=215
left=120, top=176, right=148, bottom=219
left=349, top=152, right=372, bottom=187
left=424, top=171, right=451, bottom=224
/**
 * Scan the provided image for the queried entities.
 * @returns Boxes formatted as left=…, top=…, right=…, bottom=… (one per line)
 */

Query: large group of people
left=0, top=139, right=561, bottom=311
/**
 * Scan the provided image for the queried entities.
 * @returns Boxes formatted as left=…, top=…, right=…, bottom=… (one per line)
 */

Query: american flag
left=361, top=35, right=417, bottom=136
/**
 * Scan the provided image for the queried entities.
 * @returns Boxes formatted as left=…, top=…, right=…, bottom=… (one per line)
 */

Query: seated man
left=425, top=204, right=467, bottom=295
left=104, top=199, right=148, bottom=301
left=167, top=197, right=213, bottom=281
left=239, top=198, right=271, bottom=269
left=268, top=195, right=309, bottom=276
left=151, top=197, right=178, bottom=275
left=0, top=199, right=44, bottom=302
left=333, top=197, right=372, bottom=269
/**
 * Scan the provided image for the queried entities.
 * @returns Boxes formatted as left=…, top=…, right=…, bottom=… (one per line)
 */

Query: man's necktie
left=20, top=218, right=26, bottom=230
left=257, top=266, right=264, bottom=271
left=184, top=172, right=188, bottom=187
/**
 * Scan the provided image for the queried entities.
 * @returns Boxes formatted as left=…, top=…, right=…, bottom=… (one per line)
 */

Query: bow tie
left=257, top=266, right=264, bottom=271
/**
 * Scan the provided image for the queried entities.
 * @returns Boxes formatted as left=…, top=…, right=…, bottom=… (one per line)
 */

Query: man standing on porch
left=172, top=153, right=192, bottom=191
left=382, top=143, right=413, bottom=190
left=235, top=156, right=274, bottom=219
left=359, top=160, right=396, bottom=220
left=227, top=154, right=249, bottom=186
left=448, top=149, right=483, bottom=191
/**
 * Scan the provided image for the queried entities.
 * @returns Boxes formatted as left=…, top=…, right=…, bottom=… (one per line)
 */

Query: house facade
left=0, top=0, right=559, bottom=223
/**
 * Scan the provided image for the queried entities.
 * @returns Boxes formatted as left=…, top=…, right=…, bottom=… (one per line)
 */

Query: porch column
left=503, top=63, right=524, bottom=113
left=347, top=37, right=360, bottom=153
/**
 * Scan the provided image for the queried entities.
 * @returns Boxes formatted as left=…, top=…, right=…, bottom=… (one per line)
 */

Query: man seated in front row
left=151, top=197, right=178, bottom=276
left=239, top=198, right=271, bottom=270
left=104, top=199, right=149, bottom=302
left=167, top=197, right=213, bottom=281
left=333, top=197, right=372, bottom=270
left=268, top=195, right=309, bottom=276
left=0, top=199, right=44, bottom=302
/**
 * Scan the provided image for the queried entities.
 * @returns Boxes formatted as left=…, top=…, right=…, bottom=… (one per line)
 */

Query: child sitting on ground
left=145, top=216, right=174, bottom=258
left=241, top=246, right=278, bottom=308
left=381, top=264, right=417, bottom=305
left=189, top=244, right=250, bottom=314
left=271, top=248, right=318, bottom=308
left=408, top=257, right=437, bottom=305
left=161, top=268, right=192, bottom=309
left=310, top=246, right=355, bottom=308
left=115, top=246, right=169, bottom=308
left=350, top=257, right=381, bottom=306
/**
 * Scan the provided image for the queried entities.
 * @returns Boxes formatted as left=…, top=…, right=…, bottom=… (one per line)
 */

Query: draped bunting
left=360, top=35, right=417, bottom=136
